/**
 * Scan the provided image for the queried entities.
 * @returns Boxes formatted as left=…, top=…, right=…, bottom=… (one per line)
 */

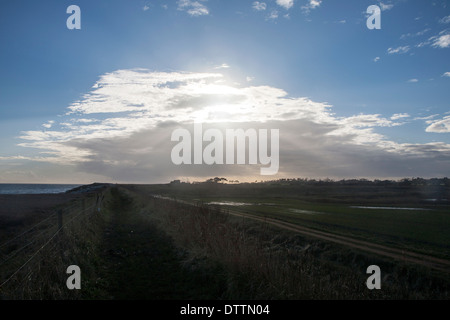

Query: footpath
left=88, top=187, right=224, bottom=299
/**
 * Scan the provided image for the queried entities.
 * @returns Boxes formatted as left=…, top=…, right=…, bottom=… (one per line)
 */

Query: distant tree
left=399, top=178, right=412, bottom=186
left=206, top=177, right=228, bottom=183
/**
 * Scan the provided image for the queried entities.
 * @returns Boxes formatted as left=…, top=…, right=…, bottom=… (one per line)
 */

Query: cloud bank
left=3, top=69, right=450, bottom=183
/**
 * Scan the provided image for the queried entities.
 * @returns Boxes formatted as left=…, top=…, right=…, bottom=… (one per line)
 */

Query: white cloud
left=267, top=10, right=279, bottom=20
left=177, top=0, right=209, bottom=17
left=442, top=72, right=450, bottom=77
left=301, top=0, right=321, bottom=13
left=379, top=2, right=394, bottom=11
left=391, top=113, right=410, bottom=120
left=214, top=63, right=230, bottom=69
left=413, top=114, right=439, bottom=121
left=252, top=1, right=267, bottom=11
left=416, top=30, right=450, bottom=49
left=426, top=116, right=450, bottom=133
left=276, top=0, right=294, bottom=10
left=246, top=76, right=255, bottom=82
left=373, top=57, right=380, bottom=62
left=400, top=28, right=431, bottom=39
left=42, top=120, right=55, bottom=129
left=6, top=69, right=450, bottom=183
left=337, top=114, right=397, bottom=129
left=439, top=15, right=450, bottom=24
left=0, top=156, right=29, bottom=161
left=415, top=40, right=430, bottom=48
left=407, top=78, right=419, bottom=83
left=387, top=46, right=410, bottom=54
left=308, top=0, right=321, bottom=9
left=430, top=32, right=450, bottom=48
left=143, top=5, right=150, bottom=11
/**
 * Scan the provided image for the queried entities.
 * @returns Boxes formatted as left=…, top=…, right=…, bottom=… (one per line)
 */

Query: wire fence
left=0, top=191, right=106, bottom=294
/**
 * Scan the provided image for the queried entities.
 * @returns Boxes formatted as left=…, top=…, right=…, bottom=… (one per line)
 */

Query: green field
left=124, top=180, right=450, bottom=260
left=199, top=197, right=450, bottom=259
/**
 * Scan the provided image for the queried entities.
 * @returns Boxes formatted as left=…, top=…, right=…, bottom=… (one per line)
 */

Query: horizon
left=1, top=176, right=449, bottom=187
left=1, top=1, right=449, bottom=184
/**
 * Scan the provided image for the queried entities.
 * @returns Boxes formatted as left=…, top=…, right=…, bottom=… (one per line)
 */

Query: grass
left=85, top=186, right=227, bottom=299
left=139, top=189, right=450, bottom=260
left=127, top=186, right=450, bottom=299
left=214, top=198, right=450, bottom=260
left=0, top=192, right=104, bottom=299
left=2, top=183, right=449, bottom=299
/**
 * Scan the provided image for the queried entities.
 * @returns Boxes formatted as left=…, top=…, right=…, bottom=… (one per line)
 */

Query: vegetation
left=0, top=192, right=104, bottom=299
left=129, top=186, right=450, bottom=299
left=126, top=178, right=450, bottom=260
left=1, top=179, right=449, bottom=299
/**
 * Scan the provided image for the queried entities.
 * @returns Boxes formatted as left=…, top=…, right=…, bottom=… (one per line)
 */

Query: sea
left=0, top=184, right=83, bottom=195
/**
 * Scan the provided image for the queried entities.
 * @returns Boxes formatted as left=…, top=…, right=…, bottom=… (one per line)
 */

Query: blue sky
left=0, top=0, right=449, bottom=183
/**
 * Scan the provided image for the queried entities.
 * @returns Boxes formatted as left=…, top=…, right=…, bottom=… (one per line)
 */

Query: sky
left=0, top=0, right=449, bottom=184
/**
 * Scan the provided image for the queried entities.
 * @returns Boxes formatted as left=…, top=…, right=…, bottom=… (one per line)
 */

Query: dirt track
left=225, top=209, right=450, bottom=274
left=130, top=192, right=450, bottom=274
left=156, top=194, right=450, bottom=273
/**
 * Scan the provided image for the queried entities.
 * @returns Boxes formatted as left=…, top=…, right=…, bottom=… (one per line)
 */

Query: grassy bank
left=85, top=186, right=227, bottom=299
left=0, top=191, right=104, bottom=299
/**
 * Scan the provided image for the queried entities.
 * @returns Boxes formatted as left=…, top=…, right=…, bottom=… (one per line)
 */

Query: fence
left=0, top=191, right=106, bottom=296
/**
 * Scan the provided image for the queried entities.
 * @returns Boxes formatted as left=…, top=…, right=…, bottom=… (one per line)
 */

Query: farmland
left=125, top=178, right=450, bottom=261
left=1, top=179, right=450, bottom=299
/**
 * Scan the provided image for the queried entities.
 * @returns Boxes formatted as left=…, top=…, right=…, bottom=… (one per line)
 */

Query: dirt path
left=226, top=209, right=450, bottom=273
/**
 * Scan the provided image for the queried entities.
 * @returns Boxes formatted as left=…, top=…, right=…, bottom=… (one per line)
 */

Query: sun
left=187, top=80, right=251, bottom=123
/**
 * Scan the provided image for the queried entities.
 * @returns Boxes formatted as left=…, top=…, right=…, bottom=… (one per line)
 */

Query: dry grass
left=0, top=192, right=106, bottom=300
left=136, top=193, right=450, bottom=300
left=139, top=197, right=366, bottom=299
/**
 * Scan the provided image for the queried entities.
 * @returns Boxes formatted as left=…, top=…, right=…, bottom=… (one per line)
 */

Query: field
left=188, top=197, right=450, bottom=260
left=1, top=179, right=449, bottom=300
left=125, top=179, right=450, bottom=260
left=122, top=179, right=450, bottom=298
